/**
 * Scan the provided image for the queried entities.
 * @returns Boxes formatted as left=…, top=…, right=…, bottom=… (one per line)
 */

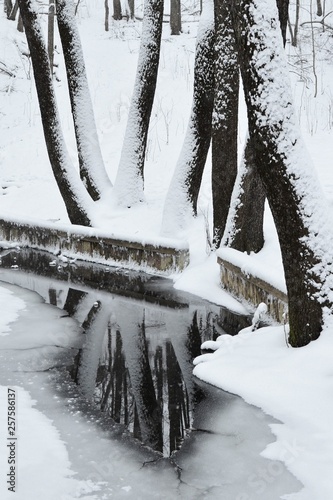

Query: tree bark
left=161, top=0, right=215, bottom=235
left=114, top=0, right=164, bottom=207
left=18, top=0, right=93, bottom=226
left=113, top=0, right=122, bottom=20
left=224, top=137, right=265, bottom=253
left=56, top=0, right=112, bottom=201
left=316, top=0, right=323, bottom=17
left=276, top=0, right=290, bottom=45
left=48, top=0, right=55, bottom=73
left=224, top=0, right=288, bottom=253
left=105, top=0, right=109, bottom=31
left=4, top=0, right=13, bottom=18
left=227, top=0, right=333, bottom=346
left=170, top=0, right=182, bottom=35
left=212, top=0, right=239, bottom=247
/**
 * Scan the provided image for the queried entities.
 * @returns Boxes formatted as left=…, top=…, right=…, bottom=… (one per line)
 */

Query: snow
left=0, top=278, right=301, bottom=499
left=194, top=323, right=333, bottom=500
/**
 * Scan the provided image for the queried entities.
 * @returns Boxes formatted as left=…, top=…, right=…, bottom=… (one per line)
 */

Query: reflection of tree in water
left=63, top=288, right=220, bottom=456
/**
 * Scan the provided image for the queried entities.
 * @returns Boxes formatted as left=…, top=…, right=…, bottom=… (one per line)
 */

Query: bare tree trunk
left=276, top=0, right=290, bottom=45
left=228, top=0, right=333, bottom=346
left=17, top=0, right=93, bottom=226
left=8, top=0, right=19, bottom=20
left=113, top=0, right=122, bottom=20
left=224, top=137, right=265, bottom=253
left=224, top=0, right=288, bottom=254
left=316, top=0, right=323, bottom=16
left=55, top=0, right=112, bottom=201
left=128, top=0, right=135, bottom=19
left=161, top=0, right=215, bottom=235
left=105, top=0, right=109, bottom=31
left=4, top=0, right=13, bottom=18
left=17, top=12, right=23, bottom=31
left=170, top=0, right=182, bottom=35
left=114, top=0, right=164, bottom=207
left=48, top=0, right=55, bottom=73
left=288, top=0, right=300, bottom=47
left=211, top=0, right=238, bottom=247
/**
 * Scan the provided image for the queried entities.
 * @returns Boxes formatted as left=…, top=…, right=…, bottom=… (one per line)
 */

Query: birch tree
left=227, top=0, right=333, bottom=346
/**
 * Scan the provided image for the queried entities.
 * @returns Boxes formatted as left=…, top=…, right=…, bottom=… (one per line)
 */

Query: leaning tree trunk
left=223, top=136, right=265, bottom=253
left=4, top=0, right=13, bottom=17
left=18, top=0, right=93, bottom=226
left=113, top=0, right=122, bottom=20
left=8, top=1, right=19, bottom=20
left=223, top=0, right=288, bottom=253
left=228, top=0, right=333, bottom=346
left=161, top=0, right=215, bottom=235
left=211, top=0, right=239, bottom=248
left=113, top=0, right=164, bottom=207
left=56, top=0, right=112, bottom=201
left=276, top=0, right=290, bottom=45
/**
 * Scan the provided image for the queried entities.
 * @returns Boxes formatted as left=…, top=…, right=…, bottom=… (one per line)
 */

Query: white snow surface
left=2, top=0, right=333, bottom=497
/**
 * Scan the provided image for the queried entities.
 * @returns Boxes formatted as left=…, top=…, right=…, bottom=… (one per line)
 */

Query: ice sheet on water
left=0, top=280, right=302, bottom=499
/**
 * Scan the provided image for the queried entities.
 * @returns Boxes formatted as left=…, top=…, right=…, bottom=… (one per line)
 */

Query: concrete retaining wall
left=218, top=256, right=288, bottom=323
left=0, top=218, right=189, bottom=275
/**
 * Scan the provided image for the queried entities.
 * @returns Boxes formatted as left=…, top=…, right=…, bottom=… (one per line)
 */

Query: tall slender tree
left=211, top=0, right=239, bottom=247
left=17, top=0, right=93, bottom=226
left=161, top=0, right=215, bottom=235
left=113, top=0, right=164, bottom=207
left=56, top=0, right=112, bottom=201
left=170, top=0, right=182, bottom=35
left=223, top=0, right=289, bottom=253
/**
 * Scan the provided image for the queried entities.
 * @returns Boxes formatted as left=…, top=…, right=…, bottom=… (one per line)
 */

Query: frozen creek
left=0, top=250, right=301, bottom=499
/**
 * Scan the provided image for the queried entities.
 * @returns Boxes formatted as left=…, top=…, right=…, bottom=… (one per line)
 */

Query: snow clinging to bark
left=245, top=0, right=333, bottom=321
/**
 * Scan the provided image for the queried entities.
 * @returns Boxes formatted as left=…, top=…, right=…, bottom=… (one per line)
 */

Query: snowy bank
left=193, top=324, right=333, bottom=500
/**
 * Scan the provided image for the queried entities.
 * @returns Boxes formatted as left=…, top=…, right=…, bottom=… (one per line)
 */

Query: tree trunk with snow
left=18, top=0, right=93, bottom=226
left=161, top=0, right=215, bottom=235
left=4, top=0, right=13, bottom=17
left=113, top=0, right=163, bottom=207
left=170, top=0, right=182, bottom=35
left=105, top=0, right=109, bottom=31
left=48, top=0, right=55, bottom=73
left=56, top=0, right=112, bottom=201
left=223, top=0, right=288, bottom=253
left=228, top=0, right=333, bottom=346
left=8, top=1, right=19, bottom=21
left=115, top=302, right=163, bottom=452
left=276, top=0, right=289, bottom=45
left=211, top=0, right=238, bottom=247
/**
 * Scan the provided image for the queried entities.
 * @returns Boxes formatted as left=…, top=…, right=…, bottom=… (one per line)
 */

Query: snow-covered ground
left=1, top=0, right=333, bottom=498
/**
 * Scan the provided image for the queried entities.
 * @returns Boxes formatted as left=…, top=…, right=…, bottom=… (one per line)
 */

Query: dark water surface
left=0, top=248, right=251, bottom=456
